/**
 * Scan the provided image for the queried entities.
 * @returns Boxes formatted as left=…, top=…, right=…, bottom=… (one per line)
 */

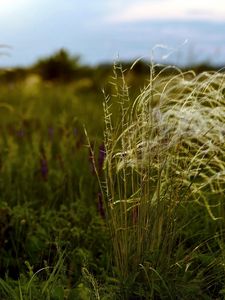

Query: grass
left=0, top=78, right=111, bottom=299
left=0, top=63, right=225, bottom=299
left=102, top=64, right=225, bottom=298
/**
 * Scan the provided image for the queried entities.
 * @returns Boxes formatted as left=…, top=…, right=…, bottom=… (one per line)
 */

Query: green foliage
left=0, top=60, right=225, bottom=299
left=0, top=78, right=111, bottom=299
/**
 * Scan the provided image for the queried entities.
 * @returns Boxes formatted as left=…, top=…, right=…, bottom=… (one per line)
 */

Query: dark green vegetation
left=0, top=50, right=225, bottom=299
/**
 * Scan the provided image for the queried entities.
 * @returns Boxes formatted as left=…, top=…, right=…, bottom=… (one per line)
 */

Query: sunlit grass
left=103, top=64, right=225, bottom=298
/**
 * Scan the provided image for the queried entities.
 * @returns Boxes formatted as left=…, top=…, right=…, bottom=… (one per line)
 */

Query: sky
left=0, top=0, right=225, bottom=67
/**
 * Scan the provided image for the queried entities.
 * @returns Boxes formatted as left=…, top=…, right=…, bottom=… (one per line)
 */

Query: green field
left=0, top=58, right=225, bottom=299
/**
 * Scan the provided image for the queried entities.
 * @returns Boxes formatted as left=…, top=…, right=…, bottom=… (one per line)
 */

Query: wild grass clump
left=103, top=64, right=225, bottom=298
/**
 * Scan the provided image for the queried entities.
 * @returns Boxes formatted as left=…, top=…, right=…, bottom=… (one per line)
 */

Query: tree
left=34, top=49, right=80, bottom=82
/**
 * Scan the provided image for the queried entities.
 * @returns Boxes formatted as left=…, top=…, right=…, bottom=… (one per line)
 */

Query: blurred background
left=0, top=0, right=225, bottom=68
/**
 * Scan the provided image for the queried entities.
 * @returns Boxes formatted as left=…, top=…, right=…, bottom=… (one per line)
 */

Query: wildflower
left=16, top=129, right=25, bottom=138
left=40, top=158, right=48, bottom=180
left=97, top=192, right=105, bottom=218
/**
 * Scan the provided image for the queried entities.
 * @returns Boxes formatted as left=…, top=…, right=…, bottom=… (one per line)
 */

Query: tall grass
left=103, top=64, right=225, bottom=298
left=0, top=80, right=108, bottom=299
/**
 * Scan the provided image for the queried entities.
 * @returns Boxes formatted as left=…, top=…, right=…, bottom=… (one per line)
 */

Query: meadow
left=0, top=54, right=225, bottom=299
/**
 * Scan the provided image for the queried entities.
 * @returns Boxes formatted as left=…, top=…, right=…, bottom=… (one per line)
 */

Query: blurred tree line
left=0, top=48, right=222, bottom=87
left=34, top=49, right=80, bottom=81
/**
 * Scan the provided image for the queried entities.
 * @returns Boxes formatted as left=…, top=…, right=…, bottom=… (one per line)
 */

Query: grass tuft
left=102, top=63, right=225, bottom=297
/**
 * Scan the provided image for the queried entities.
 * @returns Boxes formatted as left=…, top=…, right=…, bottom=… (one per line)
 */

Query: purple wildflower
left=16, top=129, right=25, bottom=138
left=97, top=192, right=105, bottom=219
left=40, top=158, right=48, bottom=181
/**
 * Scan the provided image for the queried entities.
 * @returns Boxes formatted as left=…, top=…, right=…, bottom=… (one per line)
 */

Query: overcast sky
left=0, top=0, right=225, bottom=67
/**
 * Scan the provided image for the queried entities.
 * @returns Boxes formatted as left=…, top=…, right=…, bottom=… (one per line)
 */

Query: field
left=0, top=58, right=225, bottom=299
